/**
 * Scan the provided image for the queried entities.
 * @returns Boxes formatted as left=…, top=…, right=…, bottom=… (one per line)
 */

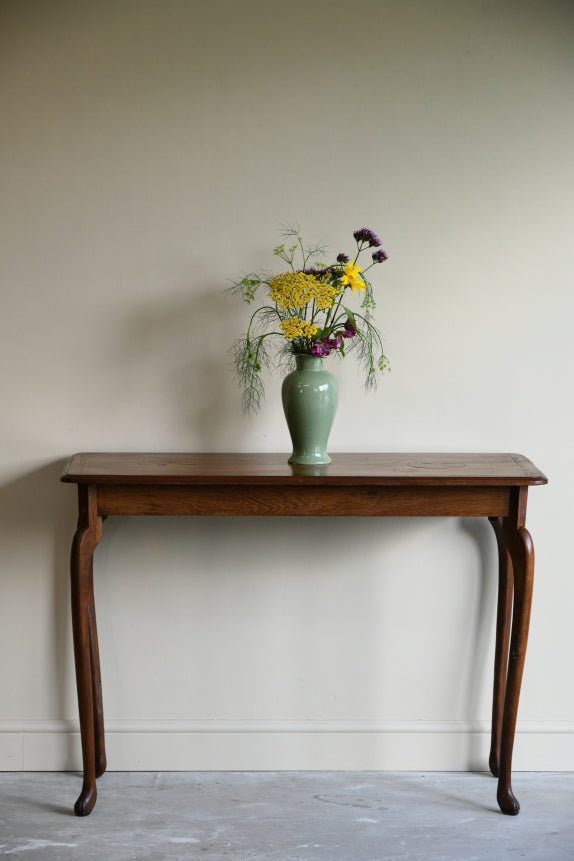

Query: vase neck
left=294, top=354, right=324, bottom=371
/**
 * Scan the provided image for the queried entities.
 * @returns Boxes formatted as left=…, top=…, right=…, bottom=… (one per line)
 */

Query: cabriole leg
left=496, top=489, right=535, bottom=816
left=488, top=516, right=513, bottom=778
left=70, top=485, right=103, bottom=816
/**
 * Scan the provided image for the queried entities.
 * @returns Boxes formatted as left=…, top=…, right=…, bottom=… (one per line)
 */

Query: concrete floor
left=0, top=772, right=573, bottom=860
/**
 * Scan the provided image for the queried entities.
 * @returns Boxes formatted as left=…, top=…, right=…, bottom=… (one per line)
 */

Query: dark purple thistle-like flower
left=311, top=341, right=330, bottom=357
left=372, top=249, right=388, bottom=263
left=336, top=252, right=349, bottom=264
left=301, top=267, right=332, bottom=278
left=353, top=227, right=382, bottom=248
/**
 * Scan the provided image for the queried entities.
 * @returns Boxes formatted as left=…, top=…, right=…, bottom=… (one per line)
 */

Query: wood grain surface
left=61, top=452, right=547, bottom=486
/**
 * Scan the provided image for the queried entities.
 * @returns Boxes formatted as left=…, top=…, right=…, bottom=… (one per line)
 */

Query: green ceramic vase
left=281, top=354, right=338, bottom=465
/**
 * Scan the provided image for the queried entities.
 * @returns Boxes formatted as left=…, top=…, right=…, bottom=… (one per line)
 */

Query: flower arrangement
left=228, top=225, right=390, bottom=414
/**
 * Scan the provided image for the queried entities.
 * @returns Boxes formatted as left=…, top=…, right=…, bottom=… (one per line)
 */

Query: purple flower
left=341, top=317, right=356, bottom=339
left=301, top=267, right=332, bottom=278
left=372, top=249, right=388, bottom=263
left=336, top=252, right=349, bottom=264
left=353, top=227, right=382, bottom=248
left=311, top=342, right=330, bottom=357
left=321, top=335, right=342, bottom=351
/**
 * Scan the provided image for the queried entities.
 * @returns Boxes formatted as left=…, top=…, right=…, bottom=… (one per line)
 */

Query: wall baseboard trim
left=2, top=720, right=573, bottom=771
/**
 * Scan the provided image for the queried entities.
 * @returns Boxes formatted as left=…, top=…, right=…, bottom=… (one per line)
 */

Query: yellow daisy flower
left=341, top=262, right=366, bottom=292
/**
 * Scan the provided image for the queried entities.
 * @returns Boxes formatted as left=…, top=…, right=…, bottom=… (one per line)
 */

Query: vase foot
left=288, top=454, right=332, bottom=466
left=290, top=463, right=329, bottom=476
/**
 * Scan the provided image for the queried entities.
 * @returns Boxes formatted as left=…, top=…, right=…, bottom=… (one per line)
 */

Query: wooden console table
left=61, top=452, right=547, bottom=816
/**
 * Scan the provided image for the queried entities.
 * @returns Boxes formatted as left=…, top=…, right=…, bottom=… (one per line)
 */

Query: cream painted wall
left=1, top=0, right=573, bottom=771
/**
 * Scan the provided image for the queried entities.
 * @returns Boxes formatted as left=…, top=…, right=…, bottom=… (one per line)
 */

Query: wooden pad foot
left=74, top=781, right=97, bottom=816
left=497, top=782, right=520, bottom=816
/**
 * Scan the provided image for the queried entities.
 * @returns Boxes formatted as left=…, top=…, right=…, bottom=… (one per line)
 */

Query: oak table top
left=61, top=451, right=546, bottom=485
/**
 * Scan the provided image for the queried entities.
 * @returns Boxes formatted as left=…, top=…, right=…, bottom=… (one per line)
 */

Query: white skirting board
left=1, top=720, right=573, bottom=771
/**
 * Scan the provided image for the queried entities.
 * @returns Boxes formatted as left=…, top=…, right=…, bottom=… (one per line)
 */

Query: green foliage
left=225, top=274, right=265, bottom=304
left=232, top=336, right=270, bottom=416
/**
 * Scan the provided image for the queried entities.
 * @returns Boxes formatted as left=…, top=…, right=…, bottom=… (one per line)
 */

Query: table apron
left=95, top=484, right=511, bottom=518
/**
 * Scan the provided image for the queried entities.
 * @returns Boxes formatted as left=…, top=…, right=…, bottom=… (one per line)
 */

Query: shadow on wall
left=87, top=514, right=499, bottom=774
left=0, top=461, right=77, bottom=730
left=116, top=282, right=254, bottom=449
left=460, top=517, right=498, bottom=770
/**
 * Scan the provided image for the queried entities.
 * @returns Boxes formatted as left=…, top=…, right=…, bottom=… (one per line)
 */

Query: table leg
left=70, top=485, right=103, bottom=816
left=488, top=517, right=513, bottom=778
left=496, top=488, right=535, bottom=815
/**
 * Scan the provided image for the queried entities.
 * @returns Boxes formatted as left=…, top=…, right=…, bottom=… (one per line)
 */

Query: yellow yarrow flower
left=312, top=281, right=339, bottom=309
left=269, top=272, right=315, bottom=309
left=341, top=262, right=366, bottom=292
left=269, top=272, right=338, bottom=310
left=279, top=317, right=319, bottom=341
